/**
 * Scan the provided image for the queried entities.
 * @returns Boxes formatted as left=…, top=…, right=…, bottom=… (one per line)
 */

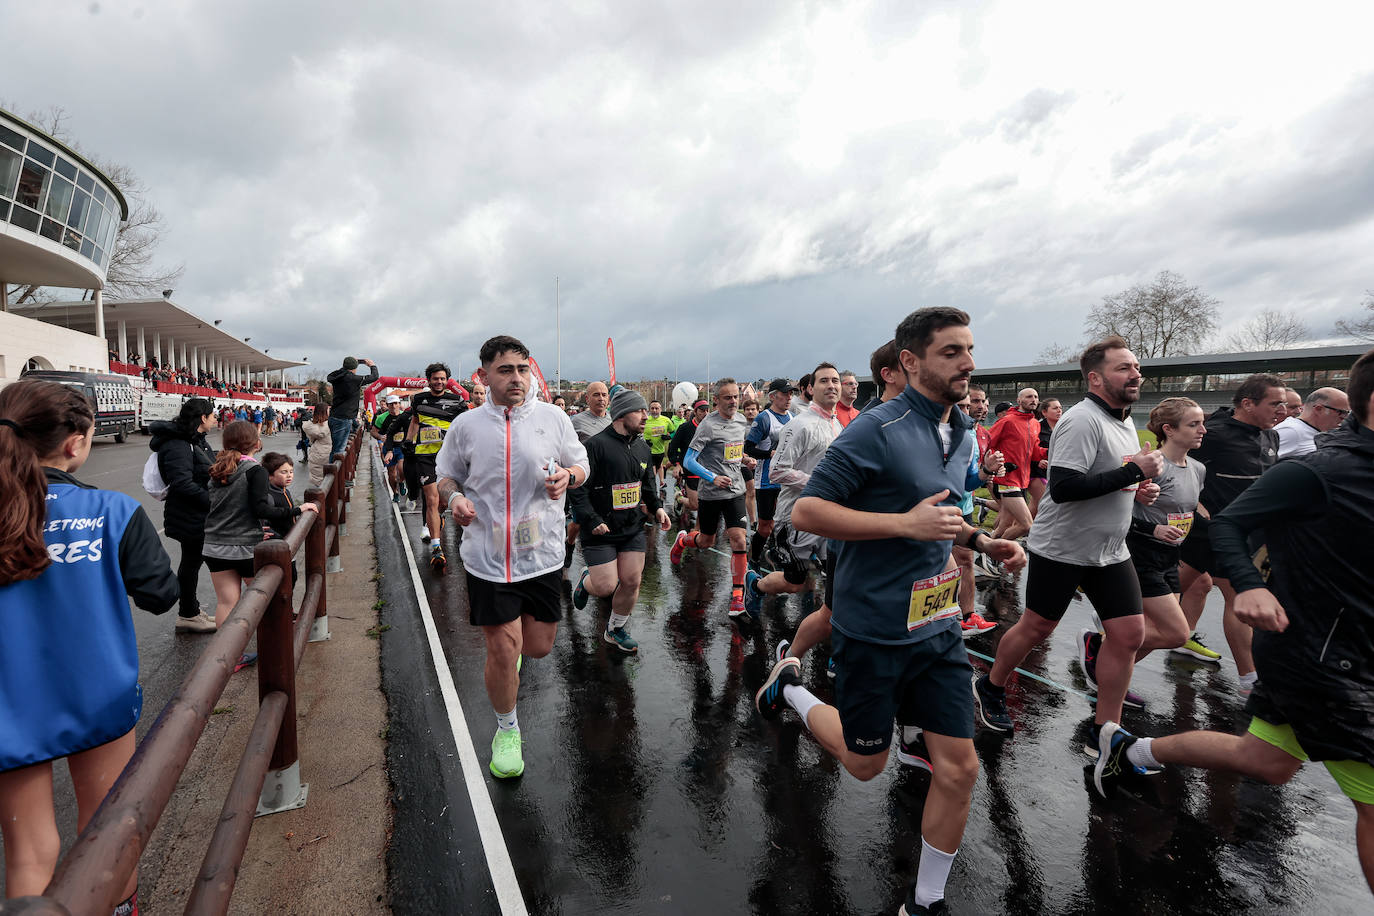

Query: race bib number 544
left=723, top=441, right=744, bottom=463
left=907, top=569, right=961, bottom=631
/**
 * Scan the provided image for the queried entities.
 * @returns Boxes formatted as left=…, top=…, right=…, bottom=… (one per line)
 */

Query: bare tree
left=1335, top=291, right=1374, bottom=343
left=1034, top=342, right=1077, bottom=365
left=1226, top=308, right=1310, bottom=351
left=1084, top=271, right=1219, bottom=359
left=1, top=105, right=183, bottom=305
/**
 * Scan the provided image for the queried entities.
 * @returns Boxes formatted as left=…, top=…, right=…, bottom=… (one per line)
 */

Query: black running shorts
left=698, top=495, right=748, bottom=533
left=832, top=626, right=975, bottom=754
left=1178, top=515, right=1215, bottom=575
left=580, top=530, right=647, bottom=567
left=413, top=453, right=439, bottom=487
left=465, top=569, right=563, bottom=627
left=1024, top=551, right=1142, bottom=623
left=1127, top=532, right=1182, bottom=599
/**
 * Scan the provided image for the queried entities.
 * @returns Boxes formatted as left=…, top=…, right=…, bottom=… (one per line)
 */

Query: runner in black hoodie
left=568, top=390, right=670, bottom=653
left=1177, top=373, right=1285, bottom=694
left=1094, top=349, right=1374, bottom=896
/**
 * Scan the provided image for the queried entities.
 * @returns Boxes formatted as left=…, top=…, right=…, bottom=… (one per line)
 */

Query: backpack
left=142, top=452, right=170, bottom=500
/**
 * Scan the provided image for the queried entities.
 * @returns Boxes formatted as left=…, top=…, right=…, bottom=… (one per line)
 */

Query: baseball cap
left=767, top=378, right=797, bottom=394
left=386, top=394, right=401, bottom=404
left=994, top=401, right=1014, bottom=414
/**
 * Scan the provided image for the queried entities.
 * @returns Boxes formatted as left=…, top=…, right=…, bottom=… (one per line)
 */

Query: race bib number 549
left=907, top=569, right=961, bottom=631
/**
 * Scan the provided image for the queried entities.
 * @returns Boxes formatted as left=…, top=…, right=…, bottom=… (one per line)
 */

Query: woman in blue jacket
left=0, top=380, right=178, bottom=913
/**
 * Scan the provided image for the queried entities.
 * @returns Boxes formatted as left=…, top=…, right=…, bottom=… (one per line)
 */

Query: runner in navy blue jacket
left=0, top=380, right=177, bottom=912
left=754, top=308, right=1024, bottom=915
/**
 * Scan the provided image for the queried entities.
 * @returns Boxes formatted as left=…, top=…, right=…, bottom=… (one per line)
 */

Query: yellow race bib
left=1167, top=512, right=1193, bottom=537
left=724, top=441, right=744, bottom=463
left=419, top=426, right=443, bottom=442
left=611, top=482, right=641, bottom=510
left=907, top=569, right=962, bottom=631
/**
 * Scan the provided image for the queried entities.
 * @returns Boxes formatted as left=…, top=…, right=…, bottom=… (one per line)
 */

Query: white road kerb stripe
left=384, top=460, right=528, bottom=916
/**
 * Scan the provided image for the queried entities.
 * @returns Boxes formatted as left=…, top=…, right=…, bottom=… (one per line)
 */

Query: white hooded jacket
left=435, top=394, right=588, bottom=583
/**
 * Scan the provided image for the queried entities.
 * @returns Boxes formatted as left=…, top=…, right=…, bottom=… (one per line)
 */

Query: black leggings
left=174, top=533, right=207, bottom=617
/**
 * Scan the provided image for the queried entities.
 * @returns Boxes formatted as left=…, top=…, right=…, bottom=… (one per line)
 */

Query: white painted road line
left=385, top=469, right=528, bottom=916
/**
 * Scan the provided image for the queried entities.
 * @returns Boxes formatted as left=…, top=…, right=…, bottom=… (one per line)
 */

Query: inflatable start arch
left=364, top=376, right=470, bottom=413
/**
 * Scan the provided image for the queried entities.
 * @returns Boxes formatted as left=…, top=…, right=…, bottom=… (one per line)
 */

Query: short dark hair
left=798, top=373, right=812, bottom=394
left=649, top=400, right=661, bottom=408
left=479, top=335, right=530, bottom=366
left=1233, top=373, right=1284, bottom=407
left=425, top=362, right=451, bottom=380
left=1349, top=349, right=1374, bottom=425
left=1080, top=336, right=1131, bottom=380
left=894, top=307, right=971, bottom=358
left=812, top=361, right=838, bottom=378
left=261, top=451, right=293, bottom=475
left=968, top=383, right=986, bottom=396
left=870, top=340, right=901, bottom=388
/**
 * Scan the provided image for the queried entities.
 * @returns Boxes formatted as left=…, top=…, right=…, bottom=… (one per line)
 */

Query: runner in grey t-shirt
left=670, top=378, right=758, bottom=619
left=1126, top=398, right=1218, bottom=671
left=974, top=340, right=1166, bottom=786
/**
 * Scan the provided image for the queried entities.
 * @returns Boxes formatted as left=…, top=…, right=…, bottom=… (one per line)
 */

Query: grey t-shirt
left=772, top=406, right=842, bottom=525
left=571, top=410, right=611, bottom=443
left=1027, top=398, right=1144, bottom=566
left=1132, top=455, right=1206, bottom=545
left=687, top=410, right=751, bottom=500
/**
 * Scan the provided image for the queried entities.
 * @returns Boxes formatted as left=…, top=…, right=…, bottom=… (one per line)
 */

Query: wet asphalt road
left=0, top=428, right=311, bottom=899
left=379, top=459, right=1366, bottom=916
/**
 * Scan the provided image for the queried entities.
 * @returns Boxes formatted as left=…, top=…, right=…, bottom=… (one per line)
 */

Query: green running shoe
left=1171, top=632, right=1222, bottom=663
left=603, top=626, right=639, bottom=654
left=490, top=728, right=524, bottom=778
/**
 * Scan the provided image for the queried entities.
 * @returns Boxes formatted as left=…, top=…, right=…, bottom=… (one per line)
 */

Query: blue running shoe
left=744, top=569, right=763, bottom=616
left=1092, top=721, right=1150, bottom=798
left=755, top=657, right=801, bottom=720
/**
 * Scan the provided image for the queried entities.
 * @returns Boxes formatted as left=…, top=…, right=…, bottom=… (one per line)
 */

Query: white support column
left=179, top=342, right=187, bottom=372
left=137, top=327, right=146, bottom=364
left=117, top=320, right=128, bottom=362
left=94, top=288, right=105, bottom=342
left=166, top=336, right=175, bottom=372
left=190, top=346, right=198, bottom=376
left=152, top=332, right=161, bottom=369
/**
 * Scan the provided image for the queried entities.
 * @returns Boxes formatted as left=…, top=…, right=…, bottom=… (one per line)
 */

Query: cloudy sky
left=6, top=1, right=1374, bottom=383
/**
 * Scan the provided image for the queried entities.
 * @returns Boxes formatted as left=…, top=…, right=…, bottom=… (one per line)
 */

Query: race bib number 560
left=611, top=482, right=641, bottom=510
left=907, top=569, right=961, bottom=631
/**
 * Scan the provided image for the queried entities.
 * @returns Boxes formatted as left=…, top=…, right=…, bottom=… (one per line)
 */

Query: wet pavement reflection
left=404, top=480, right=1365, bottom=916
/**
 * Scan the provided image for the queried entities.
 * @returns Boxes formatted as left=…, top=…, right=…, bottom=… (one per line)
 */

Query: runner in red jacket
left=987, top=388, right=1047, bottom=542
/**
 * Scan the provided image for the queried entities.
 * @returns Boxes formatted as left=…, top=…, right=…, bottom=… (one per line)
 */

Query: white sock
left=783, top=684, right=822, bottom=731
left=902, top=725, right=923, bottom=744
left=913, top=838, right=958, bottom=907
left=1126, top=736, right=1160, bottom=769
left=608, top=612, right=631, bottom=632
left=495, top=706, right=518, bottom=731
left=1238, top=671, right=1259, bottom=690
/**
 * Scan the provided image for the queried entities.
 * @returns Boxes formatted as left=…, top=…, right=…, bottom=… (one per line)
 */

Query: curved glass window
left=45, top=175, right=73, bottom=221
left=25, top=142, right=54, bottom=167
left=0, top=147, right=19, bottom=199
left=0, top=124, right=24, bottom=152
left=67, top=188, right=90, bottom=229
left=54, top=157, right=77, bottom=181
left=16, top=160, right=47, bottom=209
left=10, top=204, right=39, bottom=231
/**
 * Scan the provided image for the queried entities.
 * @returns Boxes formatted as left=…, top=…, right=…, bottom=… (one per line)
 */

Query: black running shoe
left=898, top=884, right=949, bottom=915
left=1078, top=628, right=1101, bottom=692
left=896, top=728, right=933, bottom=773
left=972, top=673, right=1014, bottom=732
left=755, top=657, right=801, bottom=720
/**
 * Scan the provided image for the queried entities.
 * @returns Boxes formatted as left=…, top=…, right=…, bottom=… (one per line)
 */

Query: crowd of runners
left=358, top=321, right=1371, bottom=915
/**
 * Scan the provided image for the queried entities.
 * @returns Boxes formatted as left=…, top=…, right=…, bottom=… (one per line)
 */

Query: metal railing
left=1, top=427, right=366, bottom=916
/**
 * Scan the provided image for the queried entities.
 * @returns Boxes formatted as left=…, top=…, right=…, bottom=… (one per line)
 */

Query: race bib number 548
left=907, top=569, right=961, bottom=631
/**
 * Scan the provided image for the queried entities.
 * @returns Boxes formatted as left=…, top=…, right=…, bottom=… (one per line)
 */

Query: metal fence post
left=303, top=485, right=330, bottom=642
left=325, top=460, right=343, bottom=573
left=253, top=539, right=308, bottom=817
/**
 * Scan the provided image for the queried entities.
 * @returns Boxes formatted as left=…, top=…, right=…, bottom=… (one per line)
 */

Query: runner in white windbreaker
left=435, top=334, right=589, bottom=779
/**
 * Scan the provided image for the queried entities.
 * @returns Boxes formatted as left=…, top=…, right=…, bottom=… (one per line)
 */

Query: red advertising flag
left=528, top=356, right=552, bottom=402
left=606, top=337, right=616, bottom=386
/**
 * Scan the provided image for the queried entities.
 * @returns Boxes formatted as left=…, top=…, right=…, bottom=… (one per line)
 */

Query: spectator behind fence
left=261, top=452, right=305, bottom=587
left=202, top=422, right=315, bottom=675
left=302, top=405, right=333, bottom=487
left=327, top=356, right=378, bottom=458
left=0, top=380, right=177, bottom=912
left=150, top=397, right=218, bottom=634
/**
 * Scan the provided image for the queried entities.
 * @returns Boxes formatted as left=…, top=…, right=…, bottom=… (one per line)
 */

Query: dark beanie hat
left=610, top=389, right=648, bottom=421
left=343, top=356, right=359, bottom=370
